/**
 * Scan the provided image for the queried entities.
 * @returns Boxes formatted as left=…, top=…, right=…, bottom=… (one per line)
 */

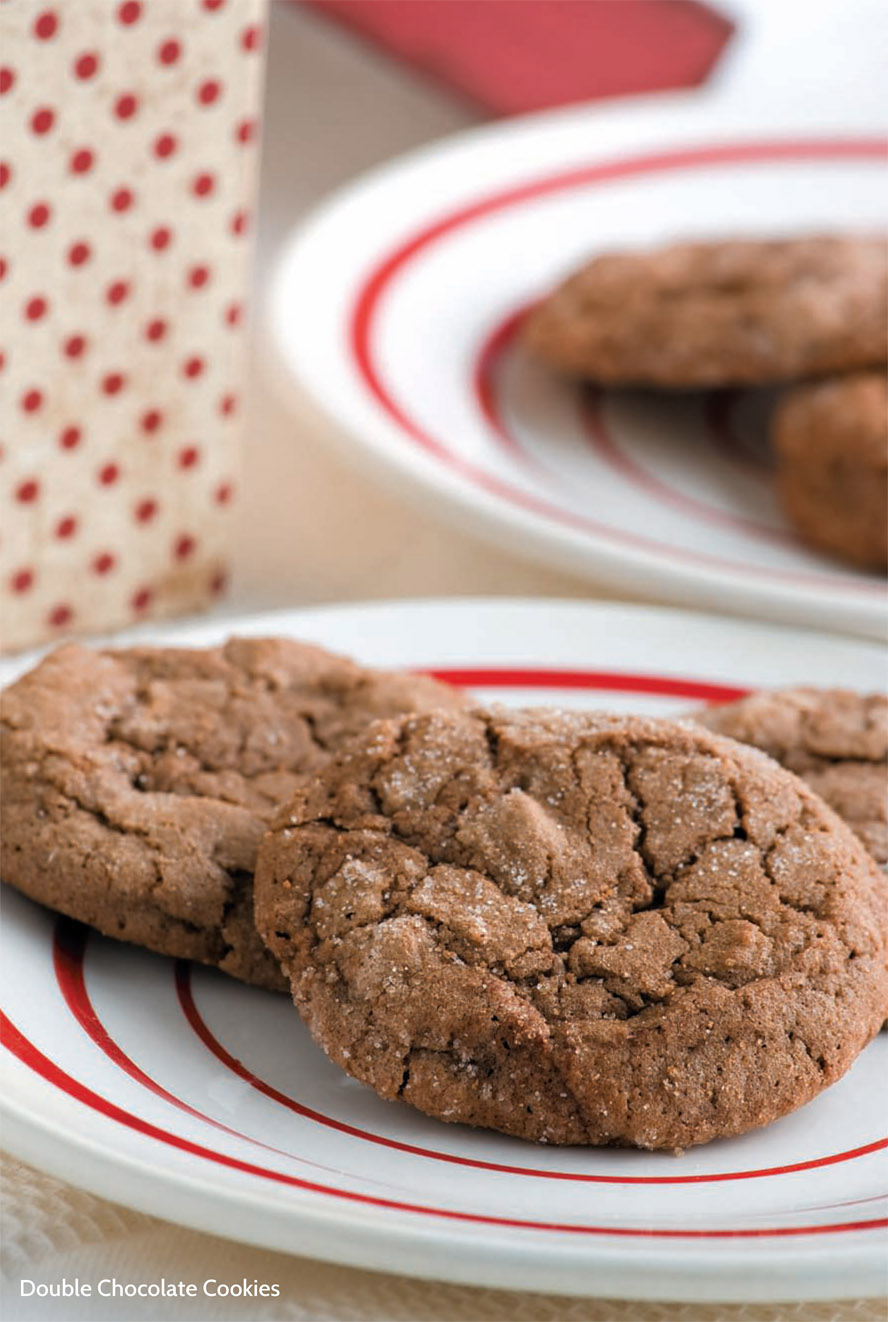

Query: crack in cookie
left=693, top=688, right=888, bottom=867
left=256, top=707, right=888, bottom=1149
left=0, top=639, right=466, bottom=988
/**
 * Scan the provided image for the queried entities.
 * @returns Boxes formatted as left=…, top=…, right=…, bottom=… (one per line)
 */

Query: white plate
left=269, top=94, right=888, bottom=639
left=1, top=600, right=886, bottom=1302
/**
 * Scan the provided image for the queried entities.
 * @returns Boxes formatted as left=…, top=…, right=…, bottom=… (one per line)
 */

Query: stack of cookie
left=524, top=235, right=888, bottom=571
left=2, top=639, right=886, bottom=1151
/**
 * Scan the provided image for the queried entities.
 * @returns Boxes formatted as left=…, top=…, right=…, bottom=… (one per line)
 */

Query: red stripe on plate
left=51, top=922, right=336, bottom=1173
left=178, top=961, right=887, bottom=1186
left=475, top=307, right=791, bottom=546
left=351, top=137, right=886, bottom=596
left=424, top=667, right=749, bottom=702
left=4, top=1006, right=887, bottom=1241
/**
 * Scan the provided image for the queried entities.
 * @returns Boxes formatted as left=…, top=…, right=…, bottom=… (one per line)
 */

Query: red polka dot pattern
left=70, top=148, right=95, bottom=174
left=21, top=390, right=43, bottom=414
left=3, top=0, right=261, bottom=650
left=28, top=202, right=51, bottom=228
left=174, top=533, right=196, bottom=560
left=114, top=93, right=139, bottom=120
left=110, top=186, right=134, bottom=212
left=157, top=39, right=181, bottom=66
left=34, top=13, right=60, bottom=42
left=31, top=107, right=56, bottom=135
left=74, top=52, right=99, bottom=79
left=48, top=604, right=74, bottom=629
left=64, top=335, right=87, bottom=358
left=11, top=569, right=35, bottom=594
left=59, top=426, right=81, bottom=450
left=140, top=409, right=162, bottom=434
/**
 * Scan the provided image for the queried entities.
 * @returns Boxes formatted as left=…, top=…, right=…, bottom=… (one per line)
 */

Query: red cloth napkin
left=299, top=0, right=734, bottom=117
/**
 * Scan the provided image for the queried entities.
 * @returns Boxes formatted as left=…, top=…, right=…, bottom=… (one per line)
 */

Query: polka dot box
left=1, top=0, right=265, bottom=652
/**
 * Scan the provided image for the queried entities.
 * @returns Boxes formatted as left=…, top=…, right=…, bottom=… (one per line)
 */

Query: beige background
left=232, top=1, right=607, bottom=613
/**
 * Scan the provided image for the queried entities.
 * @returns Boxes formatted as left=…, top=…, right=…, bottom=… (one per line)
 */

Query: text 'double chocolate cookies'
left=692, top=688, right=888, bottom=868
left=256, top=708, right=888, bottom=1150
left=523, top=236, right=888, bottom=387
left=773, top=372, right=888, bottom=572
left=0, top=639, right=465, bottom=989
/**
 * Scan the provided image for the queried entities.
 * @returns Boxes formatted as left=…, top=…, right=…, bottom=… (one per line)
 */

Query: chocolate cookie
left=773, top=372, right=888, bottom=571
left=524, top=236, right=888, bottom=387
left=692, top=688, right=888, bottom=867
left=255, top=708, right=888, bottom=1149
left=0, top=639, right=465, bottom=989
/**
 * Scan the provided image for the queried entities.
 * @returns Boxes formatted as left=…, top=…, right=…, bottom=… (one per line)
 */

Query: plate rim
left=2, top=1079, right=885, bottom=1303
left=1, top=595, right=885, bottom=680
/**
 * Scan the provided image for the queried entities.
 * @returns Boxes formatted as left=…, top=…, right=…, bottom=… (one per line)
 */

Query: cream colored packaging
left=1, top=0, right=265, bottom=652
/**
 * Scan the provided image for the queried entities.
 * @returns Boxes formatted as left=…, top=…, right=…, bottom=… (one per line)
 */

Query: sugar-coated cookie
left=256, top=707, right=888, bottom=1148
left=0, top=639, right=465, bottom=988
left=694, top=687, right=887, bottom=866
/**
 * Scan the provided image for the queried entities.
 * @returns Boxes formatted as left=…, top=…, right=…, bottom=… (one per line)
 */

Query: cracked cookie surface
left=0, top=639, right=465, bottom=988
left=523, top=236, right=888, bottom=387
left=256, top=707, right=888, bottom=1148
left=693, top=688, right=888, bottom=866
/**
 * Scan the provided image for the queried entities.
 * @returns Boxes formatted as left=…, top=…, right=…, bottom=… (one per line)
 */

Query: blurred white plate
left=1, top=600, right=886, bottom=1301
left=270, top=94, right=887, bottom=638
